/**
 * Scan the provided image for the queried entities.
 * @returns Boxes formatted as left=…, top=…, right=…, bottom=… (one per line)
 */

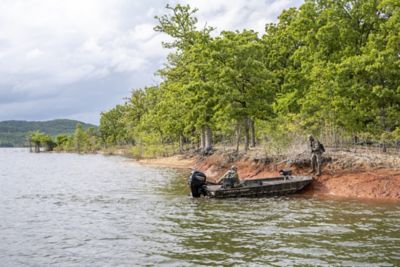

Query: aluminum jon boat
left=189, top=170, right=313, bottom=198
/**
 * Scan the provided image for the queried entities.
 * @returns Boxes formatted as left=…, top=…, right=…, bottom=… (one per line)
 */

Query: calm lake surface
left=0, top=148, right=399, bottom=266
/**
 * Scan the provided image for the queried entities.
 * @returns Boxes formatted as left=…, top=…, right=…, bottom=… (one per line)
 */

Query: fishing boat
left=189, top=170, right=313, bottom=198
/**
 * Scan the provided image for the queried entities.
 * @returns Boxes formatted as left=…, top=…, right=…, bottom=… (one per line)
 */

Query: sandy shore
left=138, top=155, right=196, bottom=169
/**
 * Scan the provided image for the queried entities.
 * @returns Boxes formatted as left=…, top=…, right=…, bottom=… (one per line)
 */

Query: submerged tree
left=28, top=131, right=55, bottom=152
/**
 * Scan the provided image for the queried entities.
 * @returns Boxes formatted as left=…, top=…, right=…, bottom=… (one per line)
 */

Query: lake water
left=0, top=148, right=399, bottom=266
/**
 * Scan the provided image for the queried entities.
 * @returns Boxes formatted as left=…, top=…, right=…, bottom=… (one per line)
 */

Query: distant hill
left=0, top=119, right=97, bottom=147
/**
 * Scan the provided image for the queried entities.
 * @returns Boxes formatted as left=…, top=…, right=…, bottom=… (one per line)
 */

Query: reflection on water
left=0, top=148, right=399, bottom=266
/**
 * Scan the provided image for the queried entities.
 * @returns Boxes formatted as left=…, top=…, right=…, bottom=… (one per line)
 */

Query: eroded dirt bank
left=139, top=150, right=400, bottom=201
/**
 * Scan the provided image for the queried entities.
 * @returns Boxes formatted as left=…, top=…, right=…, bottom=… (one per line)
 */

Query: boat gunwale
left=206, top=175, right=313, bottom=193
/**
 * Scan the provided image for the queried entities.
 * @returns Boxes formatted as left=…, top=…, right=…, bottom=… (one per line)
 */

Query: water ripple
left=0, top=148, right=399, bottom=266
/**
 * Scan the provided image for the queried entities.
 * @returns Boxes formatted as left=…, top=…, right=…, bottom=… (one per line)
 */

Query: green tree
left=99, top=105, right=129, bottom=146
left=213, top=30, right=275, bottom=151
left=155, top=4, right=216, bottom=153
left=28, top=131, right=54, bottom=152
left=73, top=123, right=87, bottom=153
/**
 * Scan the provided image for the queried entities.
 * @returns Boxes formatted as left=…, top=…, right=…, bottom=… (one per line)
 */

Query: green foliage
left=55, top=134, right=69, bottom=149
left=27, top=131, right=55, bottom=152
left=36, top=124, right=101, bottom=153
left=99, top=104, right=131, bottom=146
left=99, top=1, right=400, bottom=156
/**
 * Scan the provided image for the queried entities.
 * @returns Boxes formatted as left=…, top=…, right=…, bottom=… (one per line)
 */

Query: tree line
left=28, top=124, right=98, bottom=153
left=0, top=119, right=95, bottom=147
left=98, top=0, right=400, bottom=156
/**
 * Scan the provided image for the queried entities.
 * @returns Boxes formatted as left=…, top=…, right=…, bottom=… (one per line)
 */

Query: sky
left=0, top=0, right=304, bottom=125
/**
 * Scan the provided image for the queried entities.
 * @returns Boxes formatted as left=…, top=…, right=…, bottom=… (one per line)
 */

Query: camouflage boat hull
left=205, top=176, right=313, bottom=198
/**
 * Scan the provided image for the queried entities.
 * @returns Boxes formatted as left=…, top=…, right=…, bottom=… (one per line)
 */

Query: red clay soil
left=308, top=169, right=400, bottom=201
left=194, top=153, right=400, bottom=202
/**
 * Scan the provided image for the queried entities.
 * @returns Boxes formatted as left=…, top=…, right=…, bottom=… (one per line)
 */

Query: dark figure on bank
left=309, top=135, right=325, bottom=176
left=217, top=165, right=240, bottom=188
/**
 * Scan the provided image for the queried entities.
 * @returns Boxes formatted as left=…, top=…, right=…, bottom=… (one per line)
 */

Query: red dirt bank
left=308, top=169, right=400, bottom=200
left=138, top=150, right=400, bottom=201
left=191, top=152, right=400, bottom=202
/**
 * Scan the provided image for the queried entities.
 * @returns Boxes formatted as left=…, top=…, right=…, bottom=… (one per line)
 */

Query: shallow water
left=0, top=148, right=399, bottom=266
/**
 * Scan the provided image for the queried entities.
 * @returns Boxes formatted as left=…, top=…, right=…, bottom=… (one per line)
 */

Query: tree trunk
left=249, top=118, right=256, bottom=147
left=352, top=133, right=358, bottom=153
left=204, top=126, right=212, bottom=152
left=200, top=127, right=206, bottom=151
left=236, top=121, right=241, bottom=153
left=179, top=134, right=184, bottom=153
left=244, top=118, right=250, bottom=152
left=380, top=106, right=387, bottom=153
left=353, top=134, right=358, bottom=145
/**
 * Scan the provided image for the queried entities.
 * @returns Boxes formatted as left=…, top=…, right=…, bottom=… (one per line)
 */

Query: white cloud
left=132, top=24, right=157, bottom=41
left=0, top=0, right=161, bottom=91
left=175, top=0, right=303, bottom=34
left=26, top=48, right=44, bottom=60
left=0, top=0, right=304, bottom=124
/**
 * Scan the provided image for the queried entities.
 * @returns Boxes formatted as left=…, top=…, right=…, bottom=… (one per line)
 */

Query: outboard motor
left=188, top=171, right=207, bottom=197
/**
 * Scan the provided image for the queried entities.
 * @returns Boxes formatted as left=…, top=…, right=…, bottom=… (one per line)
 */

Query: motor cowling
left=188, top=171, right=207, bottom=197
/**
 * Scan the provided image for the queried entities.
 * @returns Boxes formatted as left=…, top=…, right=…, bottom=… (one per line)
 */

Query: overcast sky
left=0, top=0, right=303, bottom=125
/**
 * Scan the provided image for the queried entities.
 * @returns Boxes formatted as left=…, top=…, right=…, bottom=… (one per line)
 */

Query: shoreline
left=21, top=147, right=399, bottom=202
left=136, top=153, right=400, bottom=202
left=137, top=155, right=196, bottom=169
